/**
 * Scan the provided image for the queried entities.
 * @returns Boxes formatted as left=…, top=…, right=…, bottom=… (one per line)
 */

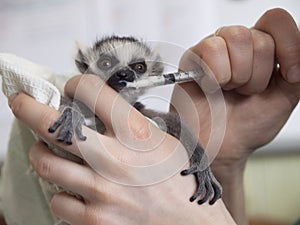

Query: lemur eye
left=133, top=63, right=147, bottom=74
left=98, top=59, right=112, bottom=70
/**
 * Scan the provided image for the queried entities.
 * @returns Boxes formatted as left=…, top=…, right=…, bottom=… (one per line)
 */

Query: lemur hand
left=8, top=75, right=236, bottom=225
left=48, top=104, right=87, bottom=145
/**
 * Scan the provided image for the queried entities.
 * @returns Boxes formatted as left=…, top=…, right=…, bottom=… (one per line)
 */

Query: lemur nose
left=117, top=70, right=128, bottom=77
left=116, top=69, right=134, bottom=81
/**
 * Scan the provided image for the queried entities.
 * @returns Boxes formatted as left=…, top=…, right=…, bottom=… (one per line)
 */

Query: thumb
left=255, top=8, right=300, bottom=84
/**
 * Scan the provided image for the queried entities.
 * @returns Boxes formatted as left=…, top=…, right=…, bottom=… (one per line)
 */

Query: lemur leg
left=138, top=102, right=222, bottom=205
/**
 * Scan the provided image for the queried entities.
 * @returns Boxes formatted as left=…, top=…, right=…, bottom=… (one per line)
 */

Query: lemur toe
left=186, top=167, right=222, bottom=205
left=65, top=131, right=73, bottom=145
left=197, top=179, right=213, bottom=205
left=49, top=109, right=69, bottom=133
left=56, top=130, right=71, bottom=144
left=181, top=165, right=198, bottom=176
left=48, top=106, right=87, bottom=144
left=48, top=120, right=63, bottom=133
left=48, top=125, right=57, bottom=133
left=189, top=176, right=205, bottom=202
left=208, top=178, right=222, bottom=205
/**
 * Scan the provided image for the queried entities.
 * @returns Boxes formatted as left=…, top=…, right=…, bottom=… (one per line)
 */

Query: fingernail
left=286, top=64, right=300, bottom=83
left=8, top=92, right=19, bottom=108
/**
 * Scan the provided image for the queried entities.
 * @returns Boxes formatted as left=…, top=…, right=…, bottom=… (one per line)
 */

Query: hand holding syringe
left=125, top=70, right=205, bottom=89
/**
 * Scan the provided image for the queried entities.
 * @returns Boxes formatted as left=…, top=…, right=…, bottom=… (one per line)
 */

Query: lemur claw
left=181, top=166, right=222, bottom=205
left=48, top=107, right=86, bottom=144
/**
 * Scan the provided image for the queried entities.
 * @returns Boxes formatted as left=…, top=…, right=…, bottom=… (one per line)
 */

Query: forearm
left=212, top=158, right=248, bottom=225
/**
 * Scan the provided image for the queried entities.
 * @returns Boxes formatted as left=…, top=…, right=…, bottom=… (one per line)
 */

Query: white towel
left=0, top=53, right=71, bottom=109
left=0, top=53, right=74, bottom=225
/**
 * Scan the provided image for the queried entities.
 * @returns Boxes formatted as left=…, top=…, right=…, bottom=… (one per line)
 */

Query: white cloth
left=0, top=53, right=62, bottom=109
left=0, top=53, right=74, bottom=225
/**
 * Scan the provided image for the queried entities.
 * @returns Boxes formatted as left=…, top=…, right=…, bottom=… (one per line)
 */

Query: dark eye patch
left=97, top=55, right=119, bottom=71
left=129, top=60, right=147, bottom=74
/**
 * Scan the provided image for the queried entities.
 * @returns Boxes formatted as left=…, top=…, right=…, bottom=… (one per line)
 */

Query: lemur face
left=75, top=36, right=164, bottom=91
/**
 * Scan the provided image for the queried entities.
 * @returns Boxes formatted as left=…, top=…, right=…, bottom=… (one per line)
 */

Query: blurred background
left=0, top=0, right=299, bottom=224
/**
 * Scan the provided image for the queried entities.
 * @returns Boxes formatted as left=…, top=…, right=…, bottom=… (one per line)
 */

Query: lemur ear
left=75, top=41, right=89, bottom=73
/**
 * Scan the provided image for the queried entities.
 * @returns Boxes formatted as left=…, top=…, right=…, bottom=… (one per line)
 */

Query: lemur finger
left=189, top=172, right=205, bottom=202
left=65, top=131, right=74, bottom=145
left=56, top=130, right=69, bottom=143
left=48, top=110, right=68, bottom=133
left=48, top=120, right=62, bottom=133
left=197, top=178, right=213, bottom=205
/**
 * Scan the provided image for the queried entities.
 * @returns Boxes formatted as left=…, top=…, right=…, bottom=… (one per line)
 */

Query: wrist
left=211, top=156, right=247, bottom=183
left=211, top=155, right=249, bottom=225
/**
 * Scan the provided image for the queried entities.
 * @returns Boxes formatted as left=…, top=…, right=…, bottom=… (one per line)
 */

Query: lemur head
left=75, top=36, right=164, bottom=91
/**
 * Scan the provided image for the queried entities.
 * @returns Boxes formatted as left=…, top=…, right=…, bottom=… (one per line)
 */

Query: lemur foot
left=181, top=166, right=222, bottom=205
left=48, top=107, right=87, bottom=145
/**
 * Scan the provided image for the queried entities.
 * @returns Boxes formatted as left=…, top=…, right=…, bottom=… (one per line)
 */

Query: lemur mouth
left=107, top=68, right=135, bottom=92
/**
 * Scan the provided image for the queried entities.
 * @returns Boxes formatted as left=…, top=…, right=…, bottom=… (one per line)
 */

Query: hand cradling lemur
left=48, top=36, right=222, bottom=205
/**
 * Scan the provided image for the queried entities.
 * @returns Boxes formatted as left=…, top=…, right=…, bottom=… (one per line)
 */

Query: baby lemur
left=49, top=36, right=222, bottom=205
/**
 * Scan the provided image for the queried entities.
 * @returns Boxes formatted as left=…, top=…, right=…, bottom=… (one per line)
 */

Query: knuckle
left=179, top=49, right=202, bottom=71
left=84, top=207, right=103, bottom=225
left=129, top=118, right=152, bottom=140
left=86, top=174, right=103, bottom=199
left=34, top=154, right=52, bottom=179
left=198, top=38, right=231, bottom=85
left=225, top=26, right=252, bottom=45
left=199, top=37, right=227, bottom=57
left=86, top=173, right=115, bottom=204
left=253, top=32, right=275, bottom=54
left=9, top=94, right=24, bottom=116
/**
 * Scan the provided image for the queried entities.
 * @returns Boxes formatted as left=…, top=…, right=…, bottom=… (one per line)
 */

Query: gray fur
left=49, top=36, right=222, bottom=205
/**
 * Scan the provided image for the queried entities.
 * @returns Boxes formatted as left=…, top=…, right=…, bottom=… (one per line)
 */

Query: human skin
left=8, top=76, right=236, bottom=225
left=7, top=7, right=299, bottom=225
left=172, top=8, right=300, bottom=225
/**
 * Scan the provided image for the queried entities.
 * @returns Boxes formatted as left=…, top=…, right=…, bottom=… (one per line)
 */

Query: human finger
left=8, top=92, right=86, bottom=157
left=236, top=29, right=275, bottom=94
left=29, top=141, right=103, bottom=199
left=216, top=26, right=254, bottom=90
left=185, top=36, right=231, bottom=87
left=7, top=87, right=160, bottom=167
left=50, top=192, right=88, bottom=225
left=255, top=8, right=300, bottom=83
left=8, top=92, right=114, bottom=163
left=64, top=74, right=154, bottom=141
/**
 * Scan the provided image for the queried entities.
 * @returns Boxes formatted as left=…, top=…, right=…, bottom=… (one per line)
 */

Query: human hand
left=173, top=8, right=299, bottom=224
left=8, top=75, right=236, bottom=225
left=175, top=8, right=300, bottom=166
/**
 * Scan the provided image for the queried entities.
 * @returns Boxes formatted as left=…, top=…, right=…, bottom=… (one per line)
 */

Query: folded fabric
left=0, top=53, right=62, bottom=109
left=0, top=53, right=74, bottom=225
